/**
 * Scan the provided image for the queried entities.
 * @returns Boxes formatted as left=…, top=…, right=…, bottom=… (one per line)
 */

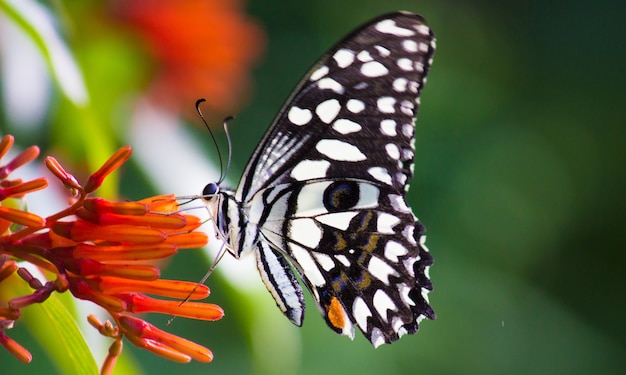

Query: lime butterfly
left=204, top=11, right=436, bottom=347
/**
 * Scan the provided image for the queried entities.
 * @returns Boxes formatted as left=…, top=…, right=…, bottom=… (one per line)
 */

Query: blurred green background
left=1, top=0, right=624, bottom=374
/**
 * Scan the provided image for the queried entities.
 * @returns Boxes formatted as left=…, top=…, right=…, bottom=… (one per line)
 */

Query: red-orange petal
left=70, top=280, right=126, bottom=312
left=95, top=277, right=209, bottom=300
left=120, top=293, right=223, bottom=320
left=166, top=231, right=208, bottom=249
left=73, top=243, right=177, bottom=261
left=53, top=221, right=167, bottom=244
left=94, top=212, right=188, bottom=229
left=83, top=198, right=149, bottom=216
left=73, top=258, right=160, bottom=281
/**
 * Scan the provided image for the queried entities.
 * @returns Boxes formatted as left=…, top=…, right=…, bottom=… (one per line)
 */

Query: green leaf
left=17, top=283, right=99, bottom=375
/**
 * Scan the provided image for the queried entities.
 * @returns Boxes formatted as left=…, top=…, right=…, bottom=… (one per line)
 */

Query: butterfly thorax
left=203, top=183, right=249, bottom=258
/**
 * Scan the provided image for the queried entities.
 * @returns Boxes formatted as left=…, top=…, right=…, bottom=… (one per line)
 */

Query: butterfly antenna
left=219, top=116, right=234, bottom=184
left=167, top=241, right=229, bottom=326
left=195, top=98, right=225, bottom=182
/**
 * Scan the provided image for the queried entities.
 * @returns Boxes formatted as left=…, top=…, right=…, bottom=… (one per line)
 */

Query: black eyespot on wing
left=323, top=181, right=360, bottom=211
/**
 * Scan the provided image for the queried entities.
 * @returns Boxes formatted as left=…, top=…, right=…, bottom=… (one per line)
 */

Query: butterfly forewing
left=237, top=12, right=434, bottom=200
left=221, top=11, right=436, bottom=347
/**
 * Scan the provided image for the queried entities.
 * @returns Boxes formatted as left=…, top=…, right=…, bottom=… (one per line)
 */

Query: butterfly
left=203, top=11, right=436, bottom=347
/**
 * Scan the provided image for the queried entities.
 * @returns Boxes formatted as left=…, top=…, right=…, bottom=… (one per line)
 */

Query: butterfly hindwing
left=257, top=179, right=434, bottom=346
left=213, top=11, right=436, bottom=347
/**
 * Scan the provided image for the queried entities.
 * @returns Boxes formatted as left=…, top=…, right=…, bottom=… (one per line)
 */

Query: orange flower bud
left=0, top=206, right=45, bottom=228
left=0, top=331, right=32, bottom=363
left=44, top=156, right=81, bottom=191
left=84, top=146, right=132, bottom=193
left=119, top=315, right=213, bottom=363
left=0, top=146, right=39, bottom=179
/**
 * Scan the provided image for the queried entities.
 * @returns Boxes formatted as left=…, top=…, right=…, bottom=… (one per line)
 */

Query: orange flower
left=0, top=135, right=222, bottom=374
left=112, top=0, right=265, bottom=118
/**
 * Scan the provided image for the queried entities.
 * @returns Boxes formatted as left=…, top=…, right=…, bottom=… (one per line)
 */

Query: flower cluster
left=0, top=135, right=222, bottom=374
left=111, top=0, right=264, bottom=118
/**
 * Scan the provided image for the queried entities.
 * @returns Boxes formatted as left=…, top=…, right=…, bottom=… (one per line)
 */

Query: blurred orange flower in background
left=111, top=0, right=265, bottom=117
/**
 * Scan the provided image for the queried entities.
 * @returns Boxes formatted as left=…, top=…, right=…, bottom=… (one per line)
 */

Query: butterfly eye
left=323, top=181, right=360, bottom=211
left=203, top=182, right=220, bottom=197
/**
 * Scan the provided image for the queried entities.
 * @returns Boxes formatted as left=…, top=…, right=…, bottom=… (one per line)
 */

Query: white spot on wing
left=400, top=100, right=414, bottom=116
left=361, top=61, right=389, bottom=77
left=316, top=99, right=341, bottom=124
left=333, top=48, right=355, bottom=68
left=310, top=65, right=329, bottom=81
left=289, top=244, right=326, bottom=287
left=371, top=328, right=385, bottom=348
left=402, top=225, right=417, bottom=246
left=389, top=194, right=410, bottom=212
left=392, top=316, right=407, bottom=338
left=368, top=256, right=398, bottom=285
left=393, top=78, right=408, bottom=93
left=415, top=24, right=430, bottom=36
left=347, top=99, right=365, bottom=113
left=353, top=297, right=371, bottom=331
left=380, top=119, right=397, bottom=136
left=373, top=289, right=396, bottom=322
left=332, top=119, right=361, bottom=134
left=398, top=283, right=413, bottom=306
left=313, top=252, right=335, bottom=272
left=374, top=45, right=391, bottom=57
left=377, top=97, right=396, bottom=113
left=335, top=254, right=350, bottom=267
left=318, top=78, right=345, bottom=94
left=385, top=143, right=400, bottom=160
left=316, top=139, right=366, bottom=161
left=402, top=123, right=414, bottom=137
left=377, top=213, right=400, bottom=234
left=385, top=241, right=408, bottom=262
left=368, top=167, right=392, bottom=185
left=290, top=218, right=322, bottom=248
left=402, top=39, right=418, bottom=52
left=317, top=211, right=358, bottom=230
left=290, top=159, right=330, bottom=181
left=375, top=19, right=415, bottom=36
left=402, top=256, right=417, bottom=278
left=288, top=106, right=312, bottom=126
left=357, top=50, right=373, bottom=62
left=397, top=58, right=413, bottom=71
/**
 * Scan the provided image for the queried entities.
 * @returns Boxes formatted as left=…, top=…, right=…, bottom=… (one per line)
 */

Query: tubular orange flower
left=0, top=135, right=222, bottom=374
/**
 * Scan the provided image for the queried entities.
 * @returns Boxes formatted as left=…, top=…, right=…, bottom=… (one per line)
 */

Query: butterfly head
left=202, top=182, right=220, bottom=200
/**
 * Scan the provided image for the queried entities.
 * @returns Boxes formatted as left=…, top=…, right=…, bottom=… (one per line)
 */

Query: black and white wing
left=233, top=11, right=436, bottom=347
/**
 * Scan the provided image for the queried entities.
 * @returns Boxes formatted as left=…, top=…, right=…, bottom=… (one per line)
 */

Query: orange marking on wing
left=327, top=296, right=346, bottom=330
